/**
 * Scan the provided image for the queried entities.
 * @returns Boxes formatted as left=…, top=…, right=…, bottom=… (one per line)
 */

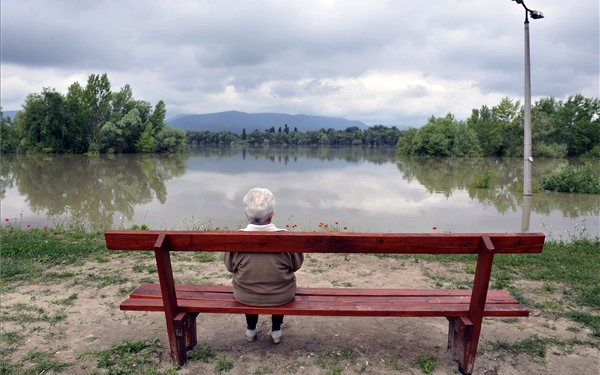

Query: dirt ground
left=1, top=251, right=598, bottom=374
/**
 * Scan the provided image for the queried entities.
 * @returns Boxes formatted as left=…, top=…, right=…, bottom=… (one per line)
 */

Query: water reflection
left=2, top=154, right=186, bottom=228
left=190, top=146, right=397, bottom=165
left=396, top=157, right=600, bottom=218
left=1, top=149, right=598, bottom=238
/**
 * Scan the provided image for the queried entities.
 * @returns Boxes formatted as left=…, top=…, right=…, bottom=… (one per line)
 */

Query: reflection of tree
left=10, top=154, right=187, bottom=229
left=0, top=155, right=16, bottom=201
left=191, top=146, right=398, bottom=165
left=396, top=157, right=600, bottom=217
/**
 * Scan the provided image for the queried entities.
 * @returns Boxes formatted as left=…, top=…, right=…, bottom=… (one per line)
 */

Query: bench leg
left=183, top=312, right=199, bottom=350
left=447, top=317, right=477, bottom=375
left=172, top=312, right=199, bottom=365
left=173, top=313, right=190, bottom=365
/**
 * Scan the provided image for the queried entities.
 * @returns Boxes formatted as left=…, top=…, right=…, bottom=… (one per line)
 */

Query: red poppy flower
left=432, top=226, right=438, bottom=230
left=324, top=224, right=328, bottom=228
left=335, top=221, right=339, bottom=225
left=27, top=224, right=31, bottom=228
left=343, top=226, right=348, bottom=230
left=4, top=218, right=8, bottom=222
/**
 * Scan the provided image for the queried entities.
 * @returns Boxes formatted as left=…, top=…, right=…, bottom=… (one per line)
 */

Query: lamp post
left=511, top=0, right=543, bottom=197
left=511, top=0, right=543, bottom=232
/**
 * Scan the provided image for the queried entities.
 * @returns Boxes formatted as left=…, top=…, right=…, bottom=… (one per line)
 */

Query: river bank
left=1, top=228, right=598, bottom=374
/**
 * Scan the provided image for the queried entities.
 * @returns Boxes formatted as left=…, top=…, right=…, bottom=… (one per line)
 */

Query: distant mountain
left=167, top=111, right=368, bottom=133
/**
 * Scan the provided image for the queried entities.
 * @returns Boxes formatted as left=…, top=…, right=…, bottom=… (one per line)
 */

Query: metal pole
left=523, top=14, right=533, bottom=196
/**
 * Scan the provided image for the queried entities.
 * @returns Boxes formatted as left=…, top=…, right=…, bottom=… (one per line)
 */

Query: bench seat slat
left=132, top=283, right=516, bottom=298
left=128, top=285, right=521, bottom=305
left=121, top=283, right=528, bottom=317
left=120, top=298, right=529, bottom=317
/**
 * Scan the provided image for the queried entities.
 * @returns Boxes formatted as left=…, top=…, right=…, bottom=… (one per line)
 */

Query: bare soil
left=1, top=252, right=598, bottom=374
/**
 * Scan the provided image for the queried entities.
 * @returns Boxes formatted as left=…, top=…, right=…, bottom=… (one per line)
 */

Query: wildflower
left=286, top=224, right=290, bottom=228
left=5, top=225, right=8, bottom=229
left=319, top=221, right=324, bottom=226
left=27, top=224, right=31, bottom=228
left=324, top=224, right=328, bottom=228
left=432, top=226, right=438, bottom=230
left=335, top=221, right=339, bottom=225
left=343, top=226, right=348, bottom=230
left=4, top=218, right=8, bottom=222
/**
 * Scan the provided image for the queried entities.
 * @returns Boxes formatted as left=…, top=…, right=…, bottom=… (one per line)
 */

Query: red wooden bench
left=105, top=230, right=545, bottom=374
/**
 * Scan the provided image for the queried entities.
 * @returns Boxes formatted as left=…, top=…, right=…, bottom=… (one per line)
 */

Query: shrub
left=540, top=163, right=600, bottom=194
left=534, top=142, right=568, bottom=158
left=473, top=168, right=493, bottom=188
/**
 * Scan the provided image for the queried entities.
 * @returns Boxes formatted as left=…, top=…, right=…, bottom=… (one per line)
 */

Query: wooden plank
left=131, top=283, right=517, bottom=297
left=105, top=231, right=545, bottom=254
left=120, top=298, right=529, bottom=317
left=128, top=289, right=522, bottom=306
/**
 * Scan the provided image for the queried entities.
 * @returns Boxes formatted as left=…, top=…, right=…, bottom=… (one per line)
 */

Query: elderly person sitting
left=225, top=187, right=304, bottom=344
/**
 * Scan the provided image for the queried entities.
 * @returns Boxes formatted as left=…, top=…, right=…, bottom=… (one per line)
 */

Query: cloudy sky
left=1, top=0, right=598, bottom=126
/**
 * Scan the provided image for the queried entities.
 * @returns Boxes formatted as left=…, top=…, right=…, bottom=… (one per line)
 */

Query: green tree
left=83, top=73, right=112, bottom=150
left=155, top=125, right=187, bottom=153
left=64, top=82, right=90, bottom=153
left=136, top=124, right=157, bottom=153
left=553, top=95, right=600, bottom=156
left=15, top=88, right=70, bottom=153
left=149, top=100, right=167, bottom=133
left=0, top=109, right=19, bottom=154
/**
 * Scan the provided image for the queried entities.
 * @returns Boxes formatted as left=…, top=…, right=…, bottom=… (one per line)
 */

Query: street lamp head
left=511, top=0, right=524, bottom=4
left=529, top=10, right=544, bottom=19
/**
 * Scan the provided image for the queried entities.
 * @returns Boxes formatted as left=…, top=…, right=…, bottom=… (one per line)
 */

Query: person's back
left=224, top=188, right=304, bottom=343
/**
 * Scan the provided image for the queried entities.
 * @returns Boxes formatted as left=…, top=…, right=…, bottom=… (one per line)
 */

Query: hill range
left=167, top=111, right=368, bottom=133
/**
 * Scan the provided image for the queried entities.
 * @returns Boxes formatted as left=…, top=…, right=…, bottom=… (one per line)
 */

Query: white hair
left=243, top=188, right=275, bottom=224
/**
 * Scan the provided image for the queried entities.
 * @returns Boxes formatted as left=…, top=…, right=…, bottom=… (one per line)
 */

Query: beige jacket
left=224, top=223, right=304, bottom=306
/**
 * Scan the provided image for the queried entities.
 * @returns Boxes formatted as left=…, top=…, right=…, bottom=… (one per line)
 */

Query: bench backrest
left=105, top=231, right=545, bottom=254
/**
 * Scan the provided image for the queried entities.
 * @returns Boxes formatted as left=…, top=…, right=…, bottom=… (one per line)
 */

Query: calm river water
left=1, top=148, right=599, bottom=240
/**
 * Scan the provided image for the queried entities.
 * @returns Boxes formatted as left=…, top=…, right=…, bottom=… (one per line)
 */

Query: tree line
left=397, top=95, right=599, bottom=158
left=0, top=74, right=186, bottom=154
left=188, top=125, right=403, bottom=147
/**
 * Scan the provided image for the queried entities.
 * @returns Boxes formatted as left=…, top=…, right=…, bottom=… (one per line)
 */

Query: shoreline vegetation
left=0, top=74, right=187, bottom=155
left=0, top=226, right=598, bottom=374
left=1, top=72, right=597, bottom=159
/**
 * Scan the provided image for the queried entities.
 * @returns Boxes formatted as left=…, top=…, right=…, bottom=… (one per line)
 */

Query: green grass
left=187, top=343, right=214, bottom=363
left=0, top=331, right=26, bottom=354
left=413, top=354, right=436, bottom=374
left=94, top=338, right=178, bottom=375
left=0, top=229, right=107, bottom=283
left=214, top=355, right=233, bottom=372
left=1, top=303, right=67, bottom=325
left=53, top=293, right=78, bottom=306
left=490, top=334, right=599, bottom=360
left=316, top=347, right=355, bottom=373
left=18, top=350, right=73, bottom=374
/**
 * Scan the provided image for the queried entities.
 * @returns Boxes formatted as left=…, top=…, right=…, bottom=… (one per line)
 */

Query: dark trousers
left=245, top=314, right=284, bottom=331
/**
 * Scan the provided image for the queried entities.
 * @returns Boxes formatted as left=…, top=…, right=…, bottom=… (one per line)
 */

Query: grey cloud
left=1, top=0, right=598, bottom=124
